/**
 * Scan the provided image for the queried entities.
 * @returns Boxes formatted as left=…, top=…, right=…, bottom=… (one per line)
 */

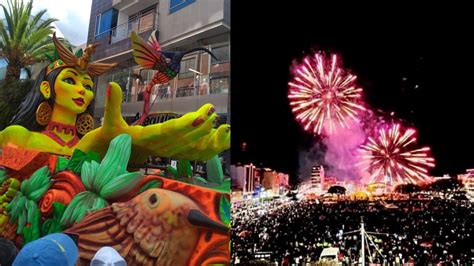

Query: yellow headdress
left=46, top=32, right=117, bottom=76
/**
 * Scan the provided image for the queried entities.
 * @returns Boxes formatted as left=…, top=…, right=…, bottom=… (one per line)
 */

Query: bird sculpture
left=130, top=31, right=218, bottom=125
left=65, top=188, right=229, bottom=265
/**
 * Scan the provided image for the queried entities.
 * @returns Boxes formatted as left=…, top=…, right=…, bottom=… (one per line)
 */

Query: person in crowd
left=91, top=246, right=127, bottom=266
left=0, top=237, right=18, bottom=266
left=13, top=233, right=78, bottom=266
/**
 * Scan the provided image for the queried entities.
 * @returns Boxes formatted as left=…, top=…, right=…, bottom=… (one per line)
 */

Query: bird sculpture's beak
left=187, top=209, right=229, bottom=233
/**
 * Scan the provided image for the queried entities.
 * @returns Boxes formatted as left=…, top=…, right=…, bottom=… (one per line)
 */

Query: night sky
left=231, top=3, right=474, bottom=184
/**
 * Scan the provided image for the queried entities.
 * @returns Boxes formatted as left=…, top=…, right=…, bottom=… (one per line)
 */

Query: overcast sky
left=1, top=0, right=92, bottom=45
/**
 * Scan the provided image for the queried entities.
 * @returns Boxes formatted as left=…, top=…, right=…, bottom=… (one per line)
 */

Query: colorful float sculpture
left=0, top=32, right=230, bottom=265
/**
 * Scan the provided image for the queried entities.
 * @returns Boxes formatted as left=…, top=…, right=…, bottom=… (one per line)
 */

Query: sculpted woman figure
left=0, top=33, right=229, bottom=163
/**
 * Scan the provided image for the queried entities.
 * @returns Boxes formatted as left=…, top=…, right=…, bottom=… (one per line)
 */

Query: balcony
left=93, top=10, right=157, bottom=61
left=112, top=0, right=158, bottom=15
left=112, top=0, right=122, bottom=6
left=112, top=10, right=155, bottom=44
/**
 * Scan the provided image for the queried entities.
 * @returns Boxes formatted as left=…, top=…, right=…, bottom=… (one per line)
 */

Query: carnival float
left=0, top=31, right=230, bottom=265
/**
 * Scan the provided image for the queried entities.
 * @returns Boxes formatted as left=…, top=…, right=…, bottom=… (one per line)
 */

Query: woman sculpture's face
left=54, top=67, right=94, bottom=114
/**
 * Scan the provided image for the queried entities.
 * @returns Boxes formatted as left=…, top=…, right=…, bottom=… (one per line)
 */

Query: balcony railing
left=176, top=86, right=195, bottom=98
left=111, top=10, right=156, bottom=44
left=95, top=10, right=156, bottom=43
left=93, top=10, right=157, bottom=59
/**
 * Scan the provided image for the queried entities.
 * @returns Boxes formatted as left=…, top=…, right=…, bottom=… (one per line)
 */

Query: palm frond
left=0, top=0, right=66, bottom=80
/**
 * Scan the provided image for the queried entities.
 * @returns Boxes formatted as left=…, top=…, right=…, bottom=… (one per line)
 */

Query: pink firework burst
left=358, top=124, right=435, bottom=185
left=288, top=53, right=366, bottom=135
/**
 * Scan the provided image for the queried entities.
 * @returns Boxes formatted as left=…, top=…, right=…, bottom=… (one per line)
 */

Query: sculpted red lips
left=73, top=98, right=85, bottom=106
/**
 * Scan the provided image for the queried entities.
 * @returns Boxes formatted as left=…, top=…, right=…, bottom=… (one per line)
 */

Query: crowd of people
left=0, top=233, right=127, bottom=266
left=232, top=197, right=473, bottom=265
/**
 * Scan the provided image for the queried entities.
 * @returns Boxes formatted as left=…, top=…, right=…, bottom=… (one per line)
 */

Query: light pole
left=343, top=217, right=388, bottom=265
left=360, top=219, right=365, bottom=266
left=189, top=68, right=203, bottom=109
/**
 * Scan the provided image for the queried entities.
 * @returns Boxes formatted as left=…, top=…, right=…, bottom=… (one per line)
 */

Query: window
left=98, top=59, right=135, bottom=103
left=128, top=13, right=139, bottom=33
left=95, top=15, right=101, bottom=35
left=178, top=57, right=196, bottom=79
left=138, top=69, right=171, bottom=101
left=198, top=80, right=209, bottom=95
left=157, top=84, right=170, bottom=99
left=211, top=45, right=230, bottom=65
left=210, top=76, right=229, bottom=94
left=94, top=9, right=118, bottom=39
left=135, top=68, right=155, bottom=102
left=139, top=11, right=155, bottom=32
left=169, top=0, right=196, bottom=14
left=137, top=90, right=144, bottom=101
left=176, top=86, right=195, bottom=97
left=128, top=5, right=157, bottom=33
left=140, top=69, right=153, bottom=83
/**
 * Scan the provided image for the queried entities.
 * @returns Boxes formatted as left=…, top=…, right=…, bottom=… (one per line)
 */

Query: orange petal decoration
left=39, top=171, right=85, bottom=217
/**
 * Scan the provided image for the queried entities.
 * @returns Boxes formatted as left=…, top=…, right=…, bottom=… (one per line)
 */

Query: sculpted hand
left=77, top=82, right=230, bottom=163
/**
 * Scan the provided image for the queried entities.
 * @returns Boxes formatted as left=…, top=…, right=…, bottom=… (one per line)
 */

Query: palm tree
left=0, top=0, right=57, bottom=81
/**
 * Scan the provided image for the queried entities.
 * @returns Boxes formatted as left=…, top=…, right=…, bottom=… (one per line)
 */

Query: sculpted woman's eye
left=63, top=77, right=76, bottom=85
